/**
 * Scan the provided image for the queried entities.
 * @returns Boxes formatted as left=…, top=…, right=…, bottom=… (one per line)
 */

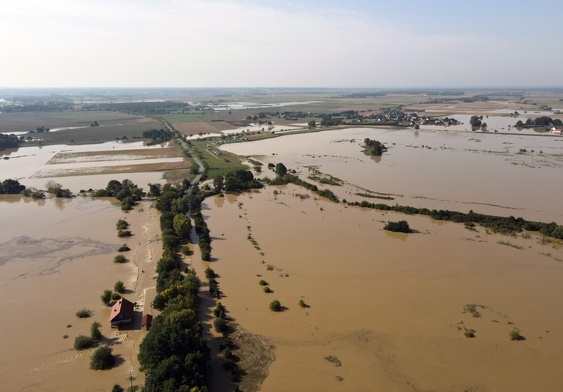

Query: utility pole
left=129, top=367, right=135, bottom=391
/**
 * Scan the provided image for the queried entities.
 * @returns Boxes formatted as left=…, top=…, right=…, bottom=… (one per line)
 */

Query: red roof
left=109, top=298, right=134, bottom=324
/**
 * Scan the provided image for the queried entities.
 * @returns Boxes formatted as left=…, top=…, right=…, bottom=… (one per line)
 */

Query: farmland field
left=0, top=111, right=161, bottom=145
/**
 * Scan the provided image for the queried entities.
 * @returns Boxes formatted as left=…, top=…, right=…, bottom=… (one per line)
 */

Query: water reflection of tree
left=370, top=155, right=381, bottom=164
left=54, top=197, right=67, bottom=210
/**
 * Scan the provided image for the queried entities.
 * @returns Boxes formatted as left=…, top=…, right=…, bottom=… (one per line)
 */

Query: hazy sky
left=1, top=0, right=562, bottom=88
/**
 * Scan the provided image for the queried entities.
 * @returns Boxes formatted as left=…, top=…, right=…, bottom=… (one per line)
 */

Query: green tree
left=90, top=345, right=115, bottom=370
left=173, top=213, right=192, bottom=241
left=114, top=280, right=126, bottom=293
left=91, top=321, right=102, bottom=340
left=112, top=385, right=125, bottom=392
left=0, top=179, right=26, bottom=194
left=275, top=163, right=287, bottom=177
left=101, top=290, right=112, bottom=306
left=213, top=176, right=224, bottom=192
left=470, top=116, right=482, bottom=127
left=74, top=335, right=95, bottom=350
left=148, top=183, right=162, bottom=197
left=307, top=119, right=316, bottom=128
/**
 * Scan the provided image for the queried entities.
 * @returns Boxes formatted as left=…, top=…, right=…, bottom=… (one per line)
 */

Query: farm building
left=141, top=314, right=153, bottom=330
left=109, top=298, right=134, bottom=327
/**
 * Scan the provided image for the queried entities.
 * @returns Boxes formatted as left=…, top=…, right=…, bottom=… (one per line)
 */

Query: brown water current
left=196, top=185, right=563, bottom=392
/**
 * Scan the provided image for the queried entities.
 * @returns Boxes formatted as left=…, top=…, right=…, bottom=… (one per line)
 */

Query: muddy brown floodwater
left=222, top=127, right=563, bottom=223
left=0, top=195, right=163, bottom=391
left=200, top=125, right=563, bottom=391
left=195, top=186, right=563, bottom=392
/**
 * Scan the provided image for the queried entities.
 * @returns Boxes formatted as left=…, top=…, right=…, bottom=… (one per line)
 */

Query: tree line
left=350, top=200, right=563, bottom=239
left=138, top=179, right=208, bottom=391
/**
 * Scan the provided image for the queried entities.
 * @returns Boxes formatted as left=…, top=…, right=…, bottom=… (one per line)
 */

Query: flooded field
left=1, top=141, right=184, bottom=192
left=196, top=185, right=563, bottom=392
left=0, top=195, right=165, bottom=391
left=1, top=112, right=562, bottom=391
left=222, top=127, right=563, bottom=223
left=194, top=123, right=563, bottom=391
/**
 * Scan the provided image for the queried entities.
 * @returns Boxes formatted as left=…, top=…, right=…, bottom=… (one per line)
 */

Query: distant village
left=256, top=108, right=460, bottom=129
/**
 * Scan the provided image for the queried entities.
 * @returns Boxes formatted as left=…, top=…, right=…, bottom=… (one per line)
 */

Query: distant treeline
left=337, top=90, right=466, bottom=98
left=85, top=101, right=191, bottom=115
left=0, top=102, right=73, bottom=112
left=349, top=200, right=563, bottom=239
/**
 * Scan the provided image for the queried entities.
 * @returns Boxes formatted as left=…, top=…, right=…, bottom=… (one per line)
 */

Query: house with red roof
left=109, top=298, right=134, bottom=327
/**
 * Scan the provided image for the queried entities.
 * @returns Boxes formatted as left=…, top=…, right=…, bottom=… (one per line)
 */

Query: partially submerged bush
left=269, top=300, right=282, bottom=312
left=74, top=335, right=95, bottom=350
left=101, top=289, right=112, bottom=306
left=75, top=309, right=92, bottom=318
left=117, top=244, right=130, bottom=252
left=509, top=328, right=525, bottom=341
left=90, top=345, right=115, bottom=370
left=116, top=219, right=129, bottom=230
left=114, top=255, right=128, bottom=263
left=383, top=220, right=411, bottom=233
left=464, top=328, right=476, bottom=338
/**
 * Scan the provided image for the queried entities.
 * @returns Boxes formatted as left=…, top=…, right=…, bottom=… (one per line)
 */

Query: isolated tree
left=90, top=345, right=115, bottom=370
left=91, top=321, right=102, bottom=340
left=307, top=119, right=316, bottom=128
left=101, top=289, right=112, bottom=306
left=275, top=163, right=287, bottom=177
left=114, top=280, right=126, bottom=293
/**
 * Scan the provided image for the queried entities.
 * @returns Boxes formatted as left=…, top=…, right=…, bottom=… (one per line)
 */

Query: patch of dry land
left=194, top=187, right=563, bottom=392
left=0, top=195, right=165, bottom=391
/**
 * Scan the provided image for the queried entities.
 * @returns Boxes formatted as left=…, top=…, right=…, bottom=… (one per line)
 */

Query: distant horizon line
left=1, top=86, right=563, bottom=91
